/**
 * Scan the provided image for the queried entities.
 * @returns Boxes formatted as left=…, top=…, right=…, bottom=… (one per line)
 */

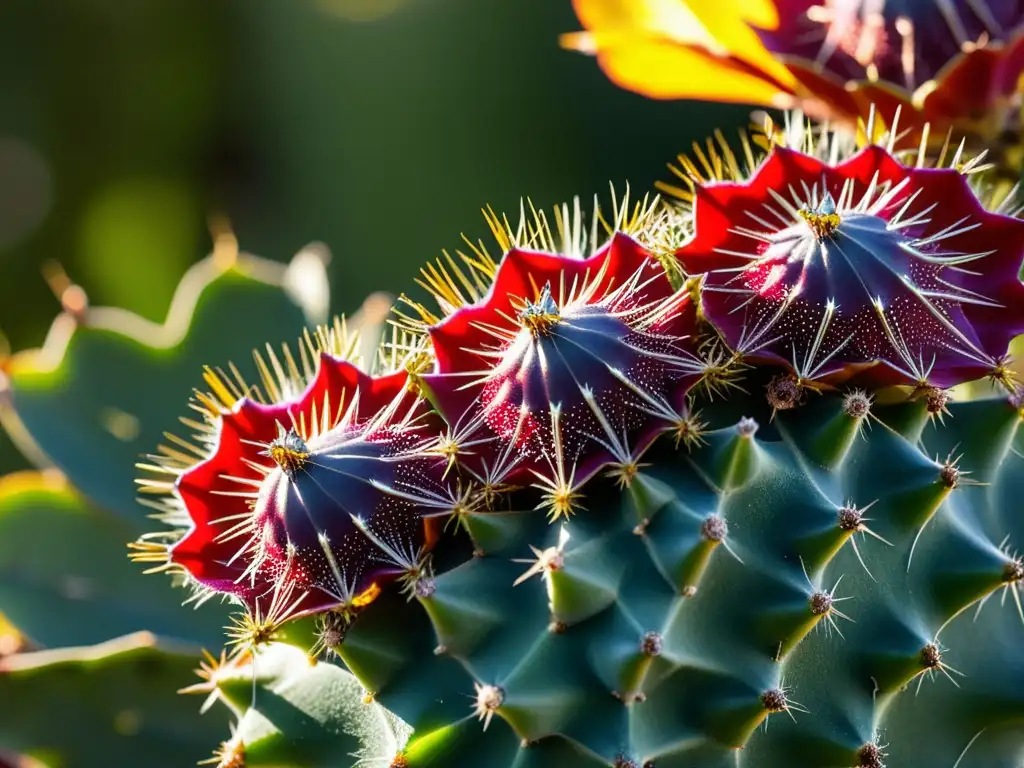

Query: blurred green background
left=0, top=0, right=746, bottom=474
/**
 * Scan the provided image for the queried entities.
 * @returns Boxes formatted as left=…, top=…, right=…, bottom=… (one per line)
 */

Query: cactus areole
left=135, top=115, right=1024, bottom=766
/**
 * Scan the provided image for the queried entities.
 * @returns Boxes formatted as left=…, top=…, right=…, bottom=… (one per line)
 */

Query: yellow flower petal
left=683, top=1, right=793, bottom=84
left=569, top=0, right=728, bottom=51
left=578, top=32, right=794, bottom=105
left=567, top=0, right=797, bottom=92
left=709, top=0, right=779, bottom=29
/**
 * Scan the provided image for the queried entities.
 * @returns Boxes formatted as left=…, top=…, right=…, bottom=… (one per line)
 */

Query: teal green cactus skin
left=196, top=641, right=412, bottom=767
left=0, top=470, right=229, bottom=648
left=0, top=632, right=231, bottom=768
left=0, top=248, right=331, bottom=521
left=312, top=383, right=1024, bottom=767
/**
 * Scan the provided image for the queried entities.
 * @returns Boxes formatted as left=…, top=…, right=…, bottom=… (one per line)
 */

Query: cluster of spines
left=130, top=316, right=368, bottom=572
left=392, top=187, right=750, bottom=529
left=673, top=106, right=1024, bottom=395
left=130, top=320, right=467, bottom=655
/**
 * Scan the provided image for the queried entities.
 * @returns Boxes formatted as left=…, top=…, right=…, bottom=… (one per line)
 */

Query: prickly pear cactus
left=119, top=111, right=1024, bottom=767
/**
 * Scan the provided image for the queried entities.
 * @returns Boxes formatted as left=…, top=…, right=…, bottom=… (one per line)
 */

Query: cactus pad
left=0, top=632, right=231, bottom=768
left=0, top=470, right=228, bottom=648
left=185, top=640, right=412, bottom=767
left=324, top=386, right=1024, bottom=767
left=0, top=246, right=338, bottom=521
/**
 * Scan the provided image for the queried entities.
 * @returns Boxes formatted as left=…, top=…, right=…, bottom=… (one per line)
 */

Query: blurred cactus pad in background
left=4, top=2, right=1024, bottom=768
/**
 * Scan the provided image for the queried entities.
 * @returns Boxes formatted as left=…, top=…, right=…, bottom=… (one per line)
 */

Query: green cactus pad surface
left=0, top=248, right=332, bottom=521
left=322, top=385, right=1024, bottom=767
left=0, top=632, right=231, bottom=768
left=196, top=641, right=412, bottom=767
left=0, top=470, right=229, bottom=649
